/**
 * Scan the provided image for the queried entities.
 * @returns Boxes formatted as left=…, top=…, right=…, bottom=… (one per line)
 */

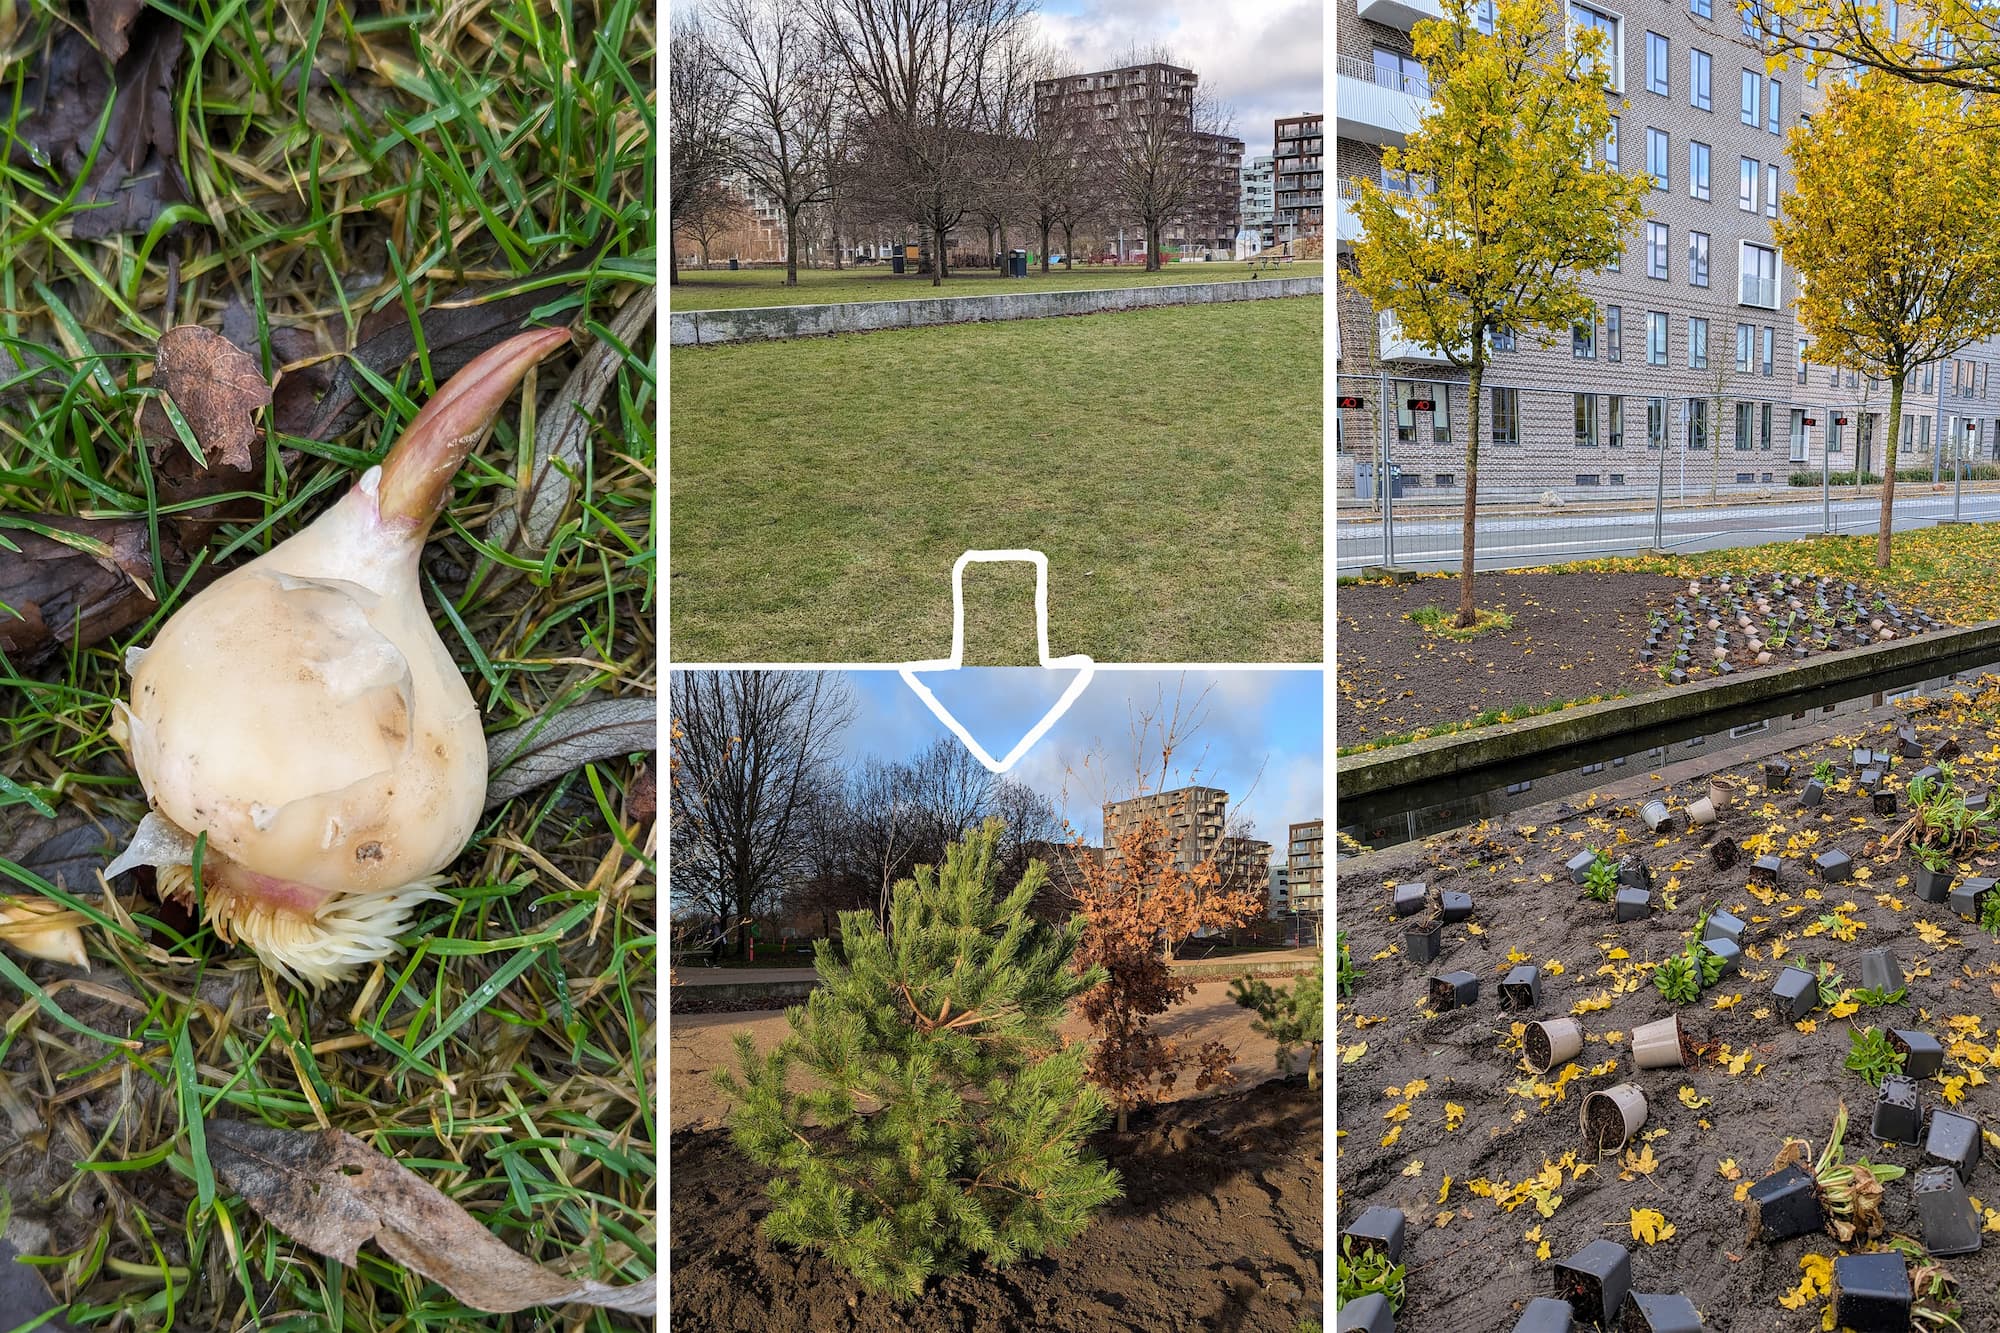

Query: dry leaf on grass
left=140, top=326, right=273, bottom=471
left=485, top=697, right=657, bottom=807
left=207, top=1120, right=655, bottom=1315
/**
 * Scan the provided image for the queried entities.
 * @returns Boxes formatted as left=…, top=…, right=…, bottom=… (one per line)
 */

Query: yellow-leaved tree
left=1753, top=0, right=2000, bottom=95
left=1347, top=0, right=1647, bottom=628
left=1772, top=71, right=2000, bottom=568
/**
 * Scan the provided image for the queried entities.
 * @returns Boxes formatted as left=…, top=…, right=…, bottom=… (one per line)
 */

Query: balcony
left=1357, top=0, right=1445, bottom=28
left=1336, top=54, right=1430, bottom=146
left=1336, top=180, right=1364, bottom=253
left=1379, top=310, right=1464, bottom=364
left=1739, top=273, right=1779, bottom=308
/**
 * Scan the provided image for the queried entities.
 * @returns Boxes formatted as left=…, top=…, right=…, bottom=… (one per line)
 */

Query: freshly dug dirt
left=670, top=1076, right=1323, bottom=1333
left=1336, top=688, right=2000, bottom=1330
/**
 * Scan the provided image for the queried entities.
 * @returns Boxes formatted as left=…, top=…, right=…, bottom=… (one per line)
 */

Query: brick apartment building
left=1335, top=0, right=2000, bottom=502
left=1101, top=786, right=1274, bottom=893
left=1286, top=819, right=1324, bottom=919
left=1274, top=114, right=1325, bottom=248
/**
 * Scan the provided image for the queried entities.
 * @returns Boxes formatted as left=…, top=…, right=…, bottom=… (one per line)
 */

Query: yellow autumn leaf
left=1629, top=1207, right=1676, bottom=1244
left=1381, top=1125, right=1403, bottom=1148
left=1829, top=1000, right=1861, bottom=1020
left=1402, top=1159, right=1424, bottom=1177
left=1342, top=1042, right=1369, bottom=1064
left=1779, top=1254, right=1834, bottom=1311
left=1438, top=1175, right=1453, bottom=1204
left=1445, top=1102, right=1467, bottom=1132
left=1719, top=1157, right=1742, bottom=1181
left=1678, top=1087, right=1712, bottom=1109
left=1796, top=1019, right=1819, bottom=1035
left=1941, top=1075, right=1969, bottom=1106
left=1572, top=990, right=1613, bottom=1015
left=1434, top=1211, right=1454, bottom=1228
left=1712, top=993, right=1743, bottom=1010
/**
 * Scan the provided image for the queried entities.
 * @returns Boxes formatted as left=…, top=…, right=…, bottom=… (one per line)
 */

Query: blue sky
left=1029, top=0, right=1325, bottom=152
left=842, top=668, right=1322, bottom=853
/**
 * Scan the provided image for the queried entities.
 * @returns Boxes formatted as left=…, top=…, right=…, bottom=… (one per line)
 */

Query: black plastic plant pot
left=1751, top=854, right=1783, bottom=886
left=1440, top=890, right=1475, bottom=923
left=1552, top=1239, right=1632, bottom=1328
left=1512, top=1297, right=1575, bottom=1333
left=1764, top=757, right=1793, bottom=790
left=1949, top=877, right=1996, bottom=921
left=1621, top=1292, right=1703, bottom=1333
left=1912, top=864, right=1953, bottom=905
left=1899, top=726, right=1924, bottom=758
left=1640, top=800, right=1672, bottom=833
left=1924, top=1109, right=1982, bottom=1184
left=1502, top=964, right=1543, bottom=1012
left=1702, top=938, right=1742, bottom=978
left=1938, top=736, right=1963, bottom=760
left=1406, top=919, right=1444, bottom=965
left=1970, top=793, right=1990, bottom=813
left=1702, top=910, right=1747, bottom=947
left=1615, top=888, right=1652, bottom=922
left=1859, top=766, right=1884, bottom=793
left=1431, top=970, right=1478, bottom=1011
left=1832, top=1252, right=1911, bottom=1333
left=1745, top=1163, right=1824, bottom=1243
left=1858, top=947, right=1901, bottom=995
left=1911, top=764, right=1943, bottom=792
left=1915, top=1164, right=1983, bottom=1257
left=1815, top=848, right=1853, bottom=881
left=1871, top=1074, right=1923, bottom=1144
left=1526, top=1018, right=1585, bottom=1073
left=1618, top=859, right=1654, bottom=891
left=1853, top=747, right=1877, bottom=769
left=1335, top=1291, right=1395, bottom=1333
left=1393, top=883, right=1428, bottom=917
left=1801, top=779, right=1826, bottom=808
left=1873, top=789, right=1899, bottom=817
left=1772, top=966, right=1817, bottom=1022
left=1567, top=851, right=1599, bottom=884
left=1710, top=837, right=1740, bottom=871
left=1340, top=1205, right=1408, bottom=1264
left=1891, top=1029, right=1946, bottom=1079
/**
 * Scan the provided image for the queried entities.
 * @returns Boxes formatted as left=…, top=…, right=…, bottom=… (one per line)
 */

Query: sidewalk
left=1336, top=477, right=2000, bottom=523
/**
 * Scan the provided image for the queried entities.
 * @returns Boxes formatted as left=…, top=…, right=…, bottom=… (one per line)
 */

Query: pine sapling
left=1230, top=963, right=1324, bottom=1088
left=715, top=821, right=1121, bottom=1299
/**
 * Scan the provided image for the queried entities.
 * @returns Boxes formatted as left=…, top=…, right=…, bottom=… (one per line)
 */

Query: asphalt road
left=1336, top=490, right=2000, bottom=572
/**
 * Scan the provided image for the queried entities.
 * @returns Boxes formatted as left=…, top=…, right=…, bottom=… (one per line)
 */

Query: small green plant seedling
left=1584, top=852, right=1619, bottom=903
left=1813, top=760, right=1837, bottom=785
left=1337, top=1237, right=1407, bottom=1315
left=1336, top=931, right=1360, bottom=998
left=1654, top=953, right=1701, bottom=1006
left=1845, top=1026, right=1906, bottom=1088
left=1981, top=892, right=2000, bottom=939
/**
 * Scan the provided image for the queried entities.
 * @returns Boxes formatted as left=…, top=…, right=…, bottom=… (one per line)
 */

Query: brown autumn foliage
left=1072, top=815, right=1266, bottom=1130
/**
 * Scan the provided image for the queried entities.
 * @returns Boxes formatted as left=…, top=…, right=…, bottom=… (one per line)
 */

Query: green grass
left=668, top=260, right=1323, bottom=310
left=1404, top=605, right=1515, bottom=640
left=0, top=2, right=654, bottom=1327
left=670, top=297, right=1324, bottom=663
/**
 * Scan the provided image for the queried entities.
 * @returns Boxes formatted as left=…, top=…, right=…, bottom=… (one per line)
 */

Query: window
left=1923, top=362, right=1935, bottom=394
left=1766, top=162, right=1780, bottom=217
left=1741, top=68, right=1760, bottom=124
left=1691, top=49, right=1712, bottom=108
left=1735, top=401, right=1754, bottom=450
left=1690, top=316, right=1709, bottom=368
left=1740, top=241, right=1780, bottom=307
left=1760, top=326, right=1774, bottom=376
left=1647, top=311, right=1669, bottom=365
left=1606, top=305, right=1622, bottom=361
left=1689, top=230, right=1710, bottom=286
left=1574, top=319, right=1597, bottom=359
left=1828, top=417, right=1842, bottom=454
left=1690, top=0, right=1710, bottom=15
left=1761, top=402, right=1774, bottom=449
left=1605, top=116, right=1620, bottom=166
left=1797, top=339, right=1808, bottom=384
left=1373, top=48, right=1428, bottom=96
left=1648, top=128, right=1669, bottom=189
left=1919, top=416, right=1932, bottom=454
left=1736, top=322, right=1754, bottom=372
left=1689, top=397, right=1709, bottom=448
left=1739, top=156, right=1759, bottom=211
left=1689, top=141, right=1711, bottom=199
left=1475, top=0, right=1497, bottom=32
left=1647, top=31, right=1670, bottom=93
left=1572, top=2, right=1623, bottom=89
left=1904, top=414, right=1916, bottom=451
left=1492, top=387, right=1519, bottom=445
left=1646, top=220, right=1669, bottom=277
left=1791, top=409, right=1807, bottom=461
left=1491, top=328, right=1517, bottom=352
left=1649, top=396, right=1667, bottom=446
left=1608, top=395, right=1625, bottom=447
left=1767, top=78, right=1782, bottom=131
left=1576, top=393, right=1599, bottom=446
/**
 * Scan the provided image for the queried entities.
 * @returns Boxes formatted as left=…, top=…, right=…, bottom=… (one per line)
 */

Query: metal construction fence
left=1334, top=372, right=2000, bottom=574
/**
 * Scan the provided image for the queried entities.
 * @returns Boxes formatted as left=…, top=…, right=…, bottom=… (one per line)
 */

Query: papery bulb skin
left=110, top=327, right=570, bottom=988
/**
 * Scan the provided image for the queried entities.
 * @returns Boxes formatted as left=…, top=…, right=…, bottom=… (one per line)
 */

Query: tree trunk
left=933, top=224, right=949, bottom=286
left=1458, top=354, right=1485, bottom=628
left=1062, top=222, right=1075, bottom=269
left=832, top=223, right=844, bottom=271
left=1878, top=372, right=1905, bottom=569
left=784, top=207, right=800, bottom=287
left=1146, top=219, right=1162, bottom=272
left=1039, top=220, right=1052, bottom=273
left=669, top=231, right=681, bottom=286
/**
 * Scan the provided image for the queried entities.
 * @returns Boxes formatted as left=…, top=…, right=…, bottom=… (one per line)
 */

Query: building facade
left=1102, top=786, right=1273, bottom=894
left=1243, top=154, right=1277, bottom=243
left=1287, top=819, right=1324, bottom=918
left=1334, top=0, right=2000, bottom=502
left=1274, top=114, right=1325, bottom=249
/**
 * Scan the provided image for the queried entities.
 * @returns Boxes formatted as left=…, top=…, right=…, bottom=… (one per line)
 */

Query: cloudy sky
left=1029, top=0, right=1326, bottom=155
left=838, top=668, right=1323, bottom=855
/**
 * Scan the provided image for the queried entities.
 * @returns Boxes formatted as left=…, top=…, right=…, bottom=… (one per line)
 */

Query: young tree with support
left=1347, top=0, right=1646, bottom=628
left=1772, top=71, right=2000, bottom=568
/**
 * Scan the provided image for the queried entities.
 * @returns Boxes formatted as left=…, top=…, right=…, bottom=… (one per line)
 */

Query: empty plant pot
left=1751, top=854, right=1784, bottom=886
left=1815, top=848, right=1853, bottom=881
left=1890, top=1029, right=1946, bottom=1079
left=1912, top=864, right=1952, bottom=904
left=1951, top=877, right=1996, bottom=921
left=1915, top=1164, right=1983, bottom=1257
left=1640, top=799, right=1672, bottom=833
left=1393, top=883, right=1428, bottom=917
left=1745, top=1163, right=1825, bottom=1243
left=1859, top=766, right=1884, bottom=793
left=1406, top=919, right=1444, bottom=965
left=1702, top=910, right=1748, bottom=947
left=1439, top=890, right=1475, bottom=923
left=1873, top=789, right=1898, bottom=817
left=1614, top=887, right=1652, bottom=922
left=1501, top=964, right=1543, bottom=1012
left=1765, top=758, right=1793, bottom=790
left=1631, top=1016, right=1689, bottom=1070
left=1709, top=836, right=1739, bottom=870
left=1708, top=778, right=1737, bottom=810
left=1969, top=793, right=1990, bottom=813
left=1899, top=726, right=1924, bottom=758
left=1618, top=859, right=1654, bottom=891
left=1801, top=779, right=1825, bottom=807
left=1853, top=747, right=1877, bottom=769
left=1937, top=737, right=1963, bottom=760
left=1511, top=1297, right=1575, bottom=1333
left=1553, top=1239, right=1633, bottom=1327
left=1623, top=1292, right=1704, bottom=1333
left=1702, top=938, right=1742, bottom=978
left=1567, top=851, right=1599, bottom=883
left=1859, top=947, right=1902, bottom=994
left=1871, top=1074, right=1923, bottom=1144
left=1911, top=764, right=1943, bottom=792
left=1832, top=1252, right=1911, bottom=1333
left=1340, top=1204, right=1407, bottom=1263
left=1335, top=1291, right=1395, bottom=1333
left=1581, top=1084, right=1648, bottom=1151
left=1924, top=1109, right=1982, bottom=1184
left=1431, top=970, right=1478, bottom=1011
left=1526, top=1017, right=1585, bottom=1073
left=1772, top=966, right=1817, bottom=1022
left=1686, top=797, right=1717, bottom=827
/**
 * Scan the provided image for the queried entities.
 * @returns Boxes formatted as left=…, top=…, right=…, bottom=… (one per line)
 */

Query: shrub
left=1231, top=965, right=1325, bottom=1088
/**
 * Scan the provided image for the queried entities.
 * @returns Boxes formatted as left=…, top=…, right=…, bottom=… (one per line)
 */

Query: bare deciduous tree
left=714, top=0, right=840, bottom=286
left=1094, top=49, right=1234, bottom=271
left=669, top=16, right=738, bottom=287
left=681, top=180, right=749, bottom=267
left=1022, top=59, right=1094, bottom=273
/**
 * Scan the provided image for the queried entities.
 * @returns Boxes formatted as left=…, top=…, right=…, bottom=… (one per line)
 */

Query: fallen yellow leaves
left=1629, top=1207, right=1676, bottom=1244
left=1778, top=1253, right=1833, bottom=1311
left=1571, top=991, right=1614, bottom=1015
left=1342, top=1042, right=1369, bottom=1065
left=1718, top=1157, right=1742, bottom=1181
left=1678, top=1087, right=1712, bottom=1109
left=1446, top=1102, right=1467, bottom=1132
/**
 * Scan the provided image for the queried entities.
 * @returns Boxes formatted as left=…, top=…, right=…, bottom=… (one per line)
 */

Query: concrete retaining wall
left=1337, top=619, right=2000, bottom=800
left=675, top=952, right=1319, bottom=1007
left=670, top=275, right=1324, bottom=346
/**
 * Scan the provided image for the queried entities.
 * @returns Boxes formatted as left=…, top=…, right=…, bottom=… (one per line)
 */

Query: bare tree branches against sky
left=1028, top=0, right=1325, bottom=143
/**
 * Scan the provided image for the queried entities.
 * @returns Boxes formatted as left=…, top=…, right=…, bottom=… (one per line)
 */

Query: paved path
left=672, top=946, right=1322, bottom=987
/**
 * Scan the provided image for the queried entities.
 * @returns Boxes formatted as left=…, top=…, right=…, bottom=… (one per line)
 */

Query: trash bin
left=891, top=254, right=905, bottom=275
left=728, top=258, right=738, bottom=271
left=1010, top=249, right=1027, bottom=278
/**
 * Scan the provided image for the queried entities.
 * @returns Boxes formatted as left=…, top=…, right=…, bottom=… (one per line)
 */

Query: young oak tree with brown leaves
left=1072, top=814, right=1267, bottom=1132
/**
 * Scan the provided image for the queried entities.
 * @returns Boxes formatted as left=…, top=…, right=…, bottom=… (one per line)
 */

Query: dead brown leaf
left=141, top=325, right=273, bottom=471
left=86, top=0, right=146, bottom=63
left=0, top=514, right=172, bottom=666
left=207, top=1120, right=655, bottom=1316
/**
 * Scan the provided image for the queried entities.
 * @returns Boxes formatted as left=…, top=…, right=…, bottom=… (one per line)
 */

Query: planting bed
left=1336, top=678, right=2000, bottom=1330
left=1338, top=570, right=1945, bottom=748
left=670, top=1075, right=1322, bottom=1332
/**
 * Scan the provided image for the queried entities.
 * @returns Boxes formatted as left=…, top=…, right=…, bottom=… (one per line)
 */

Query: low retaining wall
left=1337, top=619, right=2000, bottom=800
left=669, top=275, right=1324, bottom=346
left=674, top=952, right=1318, bottom=1007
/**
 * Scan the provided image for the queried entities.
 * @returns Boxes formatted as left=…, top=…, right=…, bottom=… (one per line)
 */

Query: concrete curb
left=669, top=276, right=1324, bottom=346
left=1336, top=619, right=2000, bottom=800
left=671, top=953, right=1321, bottom=1006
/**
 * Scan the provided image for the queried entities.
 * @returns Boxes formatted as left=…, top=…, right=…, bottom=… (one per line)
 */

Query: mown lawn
left=670, top=297, right=1323, bottom=663
left=668, top=260, right=1323, bottom=310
